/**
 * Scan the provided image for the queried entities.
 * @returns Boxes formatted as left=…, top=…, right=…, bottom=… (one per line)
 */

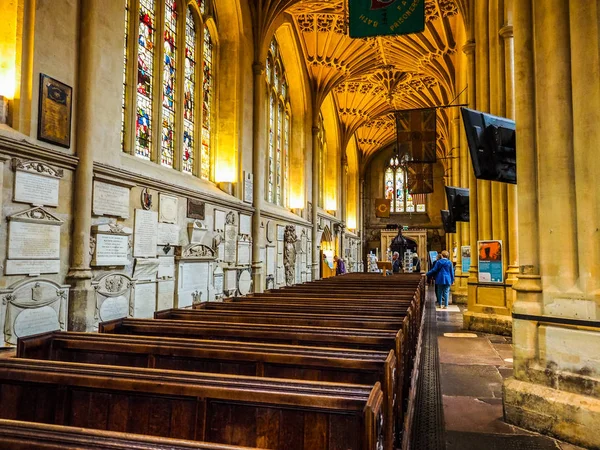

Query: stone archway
left=320, top=225, right=335, bottom=278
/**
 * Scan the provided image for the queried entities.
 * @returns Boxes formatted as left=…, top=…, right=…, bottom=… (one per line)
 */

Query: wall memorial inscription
left=159, top=194, right=178, bottom=223
left=6, top=259, right=61, bottom=275
left=14, top=170, right=60, bottom=207
left=9, top=221, right=61, bottom=259
left=93, top=181, right=130, bottom=219
left=132, top=282, right=157, bottom=319
left=93, top=234, right=129, bottom=266
left=134, top=209, right=158, bottom=257
left=157, top=222, right=180, bottom=246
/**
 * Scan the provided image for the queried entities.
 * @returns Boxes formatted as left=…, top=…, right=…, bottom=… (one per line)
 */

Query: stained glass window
left=201, top=26, right=213, bottom=180
left=136, top=0, right=155, bottom=160
left=160, top=0, right=177, bottom=168
left=265, top=38, right=291, bottom=207
left=385, top=164, right=426, bottom=213
left=197, top=0, right=206, bottom=15
left=182, top=7, right=196, bottom=174
left=121, top=0, right=129, bottom=151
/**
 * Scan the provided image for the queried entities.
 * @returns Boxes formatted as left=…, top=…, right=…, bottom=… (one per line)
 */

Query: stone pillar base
left=67, top=276, right=96, bottom=332
left=504, top=377, right=600, bottom=449
left=463, top=310, right=512, bottom=336
left=252, top=262, right=265, bottom=294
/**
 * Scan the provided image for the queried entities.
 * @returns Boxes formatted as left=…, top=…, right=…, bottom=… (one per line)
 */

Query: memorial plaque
left=13, top=307, right=60, bottom=338
left=132, top=282, right=156, bottom=318
left=133, top=258, right=160, bottom=281
left=238, top=270, right=252, bottom=296
left=177, top=261, right=210, bottom=308
left=243, top=172, right=253, bottom=204
left=158, top=222, right=180, bottom=246
left=188, top=220, right=208, bottom=244
left=225, top=269, right=237, bottom=293
left=217, top=242, right=225, bottom=261
left=277, top=225, right=284, bottom=241
left=159, top=194, right=178, bottom=223
left=9, top=221, right=60, bottom=260
left=6, top=259, right=60, bottom=275
left=37, top=74, right=72, bottom=148
left=240, top=214, right=252, bottom=235
left=157, top=256, right=175, bottom=279
left=93, top=181, right=130, bottom=219
left=93, top=234, right=129, bottom=266
left=237, top=241, right=251, bottom=266
left=99, top=296, right=129, bottom=322
left=157, top=280, right=175, bottom=310
left=134, top=209, right=158, bottom=257
left=187, top=198, right=205, bottom=220
left=224, top=224, right=237, bottom=264
left=267, top=247, right=276, bottom=276
left=215, top=210, right=226, bottom=232
left=213, top=266, right=224, bottom=297
left=14, top=170, right=60, bottom=207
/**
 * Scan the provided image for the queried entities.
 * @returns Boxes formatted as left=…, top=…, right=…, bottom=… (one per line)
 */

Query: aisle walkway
left=433, top=289, right=583, bottom=450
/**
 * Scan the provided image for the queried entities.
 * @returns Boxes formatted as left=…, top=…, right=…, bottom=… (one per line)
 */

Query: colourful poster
left=478, top=240, right=503, bottom=283
left=461, top=245, right=471, bottom=273
left=428, top=251, right=438, bottom=269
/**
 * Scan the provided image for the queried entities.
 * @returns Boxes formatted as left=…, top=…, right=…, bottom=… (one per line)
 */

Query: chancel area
left=0, top=0, right=598, bottom=449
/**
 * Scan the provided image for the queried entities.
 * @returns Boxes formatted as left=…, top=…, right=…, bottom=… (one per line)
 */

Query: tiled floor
left=435, top=291, right=585, bottom=450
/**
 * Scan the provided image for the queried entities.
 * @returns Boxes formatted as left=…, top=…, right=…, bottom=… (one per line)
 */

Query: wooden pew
left=18, top=331, right=397, bottom=450
left=0, top=419, right=259, bottom=450
left=0, top=358, right=384, bottom=450
left=155, top=308, right=406, bottom=330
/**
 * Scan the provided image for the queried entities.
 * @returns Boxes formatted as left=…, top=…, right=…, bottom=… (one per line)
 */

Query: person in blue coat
left=426, top=250, right=455, bottom=309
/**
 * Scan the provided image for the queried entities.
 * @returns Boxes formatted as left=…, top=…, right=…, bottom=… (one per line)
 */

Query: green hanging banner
left=348, top=0, right=425, bottom=38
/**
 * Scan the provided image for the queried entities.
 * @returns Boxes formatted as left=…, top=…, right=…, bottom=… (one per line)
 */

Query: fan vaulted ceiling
left=250, top=0, right=466, bottom=163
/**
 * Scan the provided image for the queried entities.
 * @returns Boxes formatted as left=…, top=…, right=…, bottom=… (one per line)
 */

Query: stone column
left=251, top=62, right=265, bottom=292
left=311, top=123, right=320, bottom=280
left=504, top=1, right=600, bottom=447
left=67, top=1, right=103, bottom=331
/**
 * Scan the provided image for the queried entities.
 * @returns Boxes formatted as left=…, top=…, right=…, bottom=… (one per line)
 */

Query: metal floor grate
left=409, top=293, right=446, bottom=450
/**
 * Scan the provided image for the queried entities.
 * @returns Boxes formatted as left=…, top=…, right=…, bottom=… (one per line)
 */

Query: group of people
left=391, top=252, right=421, bottom=273
left=426, top=250, right=455, bottom=308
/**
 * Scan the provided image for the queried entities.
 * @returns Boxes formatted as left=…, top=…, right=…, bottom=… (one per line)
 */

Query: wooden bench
left=18, top=330, right=398, bottom=450
left=0, top=358, right=384, bottom=450
left=0, top=419, right=259, bottom=450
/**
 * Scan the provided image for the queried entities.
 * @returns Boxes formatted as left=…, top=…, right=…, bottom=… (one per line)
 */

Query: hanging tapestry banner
left=396, top=109, right=437, bottom=162
left=406, top=162, right=434, bottom=194
left=348, top=0, right=425, bottom=38
left=375, top=198, right=391, bottom=218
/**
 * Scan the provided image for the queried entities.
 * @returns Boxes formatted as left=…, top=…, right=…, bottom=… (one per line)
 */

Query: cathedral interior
left=0, top=0, right=598, bottom=449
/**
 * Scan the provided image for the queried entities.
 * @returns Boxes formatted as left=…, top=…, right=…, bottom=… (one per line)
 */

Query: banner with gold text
left=349, top=0, right=425, bottom=38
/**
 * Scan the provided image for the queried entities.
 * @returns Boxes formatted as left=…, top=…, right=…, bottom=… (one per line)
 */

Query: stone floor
left=436, top=293, right=584, bottom=450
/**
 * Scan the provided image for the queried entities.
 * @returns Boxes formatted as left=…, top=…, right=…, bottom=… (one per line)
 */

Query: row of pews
left=0, top=273, right=425, bottom=450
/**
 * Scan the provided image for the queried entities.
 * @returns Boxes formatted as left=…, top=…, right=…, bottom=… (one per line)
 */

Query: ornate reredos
left=280, top=0, right=463, bottom=166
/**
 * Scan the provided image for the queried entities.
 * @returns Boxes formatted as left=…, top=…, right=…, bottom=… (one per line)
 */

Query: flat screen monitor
left=445, top=186, right=470, bottom=222
left=441, top=210, right=456, bottom=233
left=461, top=107, right=516, bottom=184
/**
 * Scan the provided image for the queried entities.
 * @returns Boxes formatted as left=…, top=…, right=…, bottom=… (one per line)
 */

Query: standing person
left=412, top=255, right=421, bottom=272
left=426, top=250, right=454, bottom=309
left=392, top=251, right=401, bottom=273
left=333, top=255, right=346, bottom=275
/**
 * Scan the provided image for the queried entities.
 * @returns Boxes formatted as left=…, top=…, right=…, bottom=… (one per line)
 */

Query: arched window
left=265, top=38, right=291, bottom=207
left=122, top=0, right=216, bottom=180
left=384, top=163, right=426, bottom=213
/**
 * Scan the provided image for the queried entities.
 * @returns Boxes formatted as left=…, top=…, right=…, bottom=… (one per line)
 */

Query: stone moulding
left=0, top=278, right=70, bottom=346
left=92, top=272, right=136, bottom=331
left=12, top=158, right=64, bottom=178
left=8, top=206, right=64, bottom=225
left=177, top=244, right=216, bottom=261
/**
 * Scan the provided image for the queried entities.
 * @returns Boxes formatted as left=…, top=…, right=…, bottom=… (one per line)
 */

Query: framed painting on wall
left=37, top=73, right=73, bottom=148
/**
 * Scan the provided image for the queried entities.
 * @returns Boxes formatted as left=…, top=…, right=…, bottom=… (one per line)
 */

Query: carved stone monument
left=91, top=223, right=132, bottom=266
left=238, top=269, right=252, bottom=296
left=92, top=272, right=135, bottom=331
left=12, top=159, right=63, bottom=207
left=224, top=212, right=237, bottom=264
left=93, top=180, right=131, bottom=219
left=175, top=244, right=216, bottom=308
left=0, top=278, right=70, bottom=346
left=283, top=225, right=298, bottom=286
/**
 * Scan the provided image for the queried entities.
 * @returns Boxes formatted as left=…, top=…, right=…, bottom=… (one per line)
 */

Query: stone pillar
left=311, top=124, right=320, bottom=280
left=463, top=0, right=516, bottom=335
left=504, top=1, right=600, bottom=447
left=251, top=62, right=265, bottom=292
left=67, top=1, right=103, bottom=331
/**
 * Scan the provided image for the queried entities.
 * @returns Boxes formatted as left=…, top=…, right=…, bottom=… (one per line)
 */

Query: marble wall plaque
left=93, top=234, right=129, bottom=266
left=6, top=259, right=60, bottom=275
left=217, top=242, right=225, bottom=261
left=277, top=225, right=284, bottom=241
left=177, top=261, right=210, bottom=307
left=224, top=269, right=237, bottom=293
left=99, top=296, right=129, bottom=322
left=213, top=266, right=224, bottom=297
left=134, top=209, right=158, bottom=257
left=157, top=256, right=175, bottom=279
left=224, top=224, right=237, bottom=263
left=238, top=270, right=252, bottom=296
left=237, top=241, right=251, bottom=266
left=215, top=210, right=226, bottom=232
left=14, top=170, right=59, bottom=207
left=8, top=221, right=60, bottom=260
left=157, top=280, right=175, bottom=310
left=133, top=258, right=160, bottom=281
left=93, top=181, right=130, bottom=218
left=240, top=214, right=252, bottom=235
left=267, top=247, right=276, bottom=275
left=159, top=194, right=178, bottom=223
left=157, top=222, right=180, bottom=246
left=243, top=172, right=253, bottom=204
left=187, top=199, right=205, bottom=220
left=132, top=282, right=156, bottom=318
left=14, top=306, right=60, bottom=338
